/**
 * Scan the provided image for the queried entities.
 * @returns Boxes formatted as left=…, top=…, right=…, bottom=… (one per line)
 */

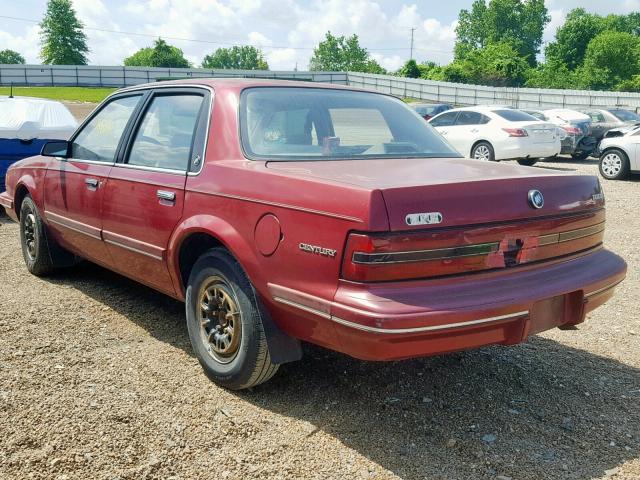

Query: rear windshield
left=494, top=109, right=539, bottom=122
left=240, top=87, right=461, bottom=161
left=611, top=109, right=640, bottom=122
left=413, top=105, right=439, bottom=115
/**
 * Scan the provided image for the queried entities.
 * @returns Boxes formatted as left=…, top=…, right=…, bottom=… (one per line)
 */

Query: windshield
left=240, top=87, right=461, bottom=161
left=611, top=109, right=640, bottom=122
left=414, top=105, right=439, bottom=116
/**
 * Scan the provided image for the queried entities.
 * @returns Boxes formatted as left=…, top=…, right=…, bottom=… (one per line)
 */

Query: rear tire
left=185, top=248, right=279, bottom=390
left=517, top=158, right=538, bottom=167
left=471, top=141, right=495, bottom=161
left=599, top=149, right=630, bottom=180
left=19, top=195, right=55, bottom=276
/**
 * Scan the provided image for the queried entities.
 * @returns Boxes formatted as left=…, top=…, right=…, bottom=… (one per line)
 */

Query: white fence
left=1, top=64, right=640, bottom=110
left=0, top=64, right=347, bottom=88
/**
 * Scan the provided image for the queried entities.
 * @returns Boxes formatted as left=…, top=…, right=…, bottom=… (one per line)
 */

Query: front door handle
left=85, top=178, right=99, bottom=189
left=157, top=190, right=176, bottom=203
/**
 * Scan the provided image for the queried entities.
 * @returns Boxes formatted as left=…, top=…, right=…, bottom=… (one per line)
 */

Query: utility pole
left=410, top=27, right=416, bottom=60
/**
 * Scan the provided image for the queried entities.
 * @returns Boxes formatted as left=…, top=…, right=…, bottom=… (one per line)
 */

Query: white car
left=428, top=106, right=561, bottom=166
left=598, top=124, right=640, bottom=180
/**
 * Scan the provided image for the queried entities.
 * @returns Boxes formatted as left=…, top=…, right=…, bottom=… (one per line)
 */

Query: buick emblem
left=528, top=189, right=544, bottom=209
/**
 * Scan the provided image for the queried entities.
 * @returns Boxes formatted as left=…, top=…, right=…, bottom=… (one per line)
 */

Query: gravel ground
left=1, top=155, right=639, bottom=480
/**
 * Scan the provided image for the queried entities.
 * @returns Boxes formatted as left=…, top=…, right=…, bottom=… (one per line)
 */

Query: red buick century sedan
left=0, top=79, right=626, bottom=389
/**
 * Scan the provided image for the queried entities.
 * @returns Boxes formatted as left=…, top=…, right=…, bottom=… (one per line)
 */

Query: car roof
left=117, top=77, right=368, bottom=94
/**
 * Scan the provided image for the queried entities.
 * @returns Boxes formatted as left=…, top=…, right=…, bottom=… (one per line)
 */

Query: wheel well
left=600, top=147, right=627, bottom=159
left=178, top=233, right=225, bottom=290
left=14, top=185, right=30, bottom=219
left=470, top=140, right=491, bottom=156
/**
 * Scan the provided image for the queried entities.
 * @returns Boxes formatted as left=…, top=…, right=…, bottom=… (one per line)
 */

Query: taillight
left=341, top=232, right=499, bottom=282
left=503, top=128, right=528, bottom=137
left=562, top=125, right=582, bottom=135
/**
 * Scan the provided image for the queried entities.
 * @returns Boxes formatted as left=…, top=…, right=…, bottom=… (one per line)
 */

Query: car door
left=100, top=88, right=210, bottom=296
left=429, top=111, right=459, bottom=150
left=585, top=110, right=609, bottom=140
left=43, top=94, right=144, bottom=266
left=446, top=111, right=486, bottom=156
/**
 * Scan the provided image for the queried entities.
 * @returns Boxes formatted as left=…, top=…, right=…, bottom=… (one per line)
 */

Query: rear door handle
left=85, top=178, right=99, bottom=189
left=157, top=190, right=176, bottom=203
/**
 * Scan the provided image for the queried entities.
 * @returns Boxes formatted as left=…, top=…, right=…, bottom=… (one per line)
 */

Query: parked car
left=582, top=108, right=640, bottom=141
left=411, top=103, right=452, bottom=120
left=598, top=124, right=640, bottom=180
left=429, top=106, right=561, bottom=166
left=0, top=97, right=77, bottom=206
left=523, top=108, right=596, bottom=160
left=0, top=79, right=626, bottom=390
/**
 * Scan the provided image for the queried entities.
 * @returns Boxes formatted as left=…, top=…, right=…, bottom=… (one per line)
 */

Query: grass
left=0, top=86, right=117, bottom=103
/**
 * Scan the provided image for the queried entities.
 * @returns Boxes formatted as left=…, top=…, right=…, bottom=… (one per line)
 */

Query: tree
left=450, top=41, right=529, bottom=86
left=455, top=0, right=549, bottom=66
left=202, top=46, right=268, bottom=70
left=524, top=59, right=577, bottom=89
left=546, top=9, right=640, bottom=70
left=309, top=32, right=385, bottom=73
left=0, top=49, right=25, bottom=64
left=578, top=32, right=640, bottom=90
left=39, top=0, right=88, bottom=65
left=124, top=39, right=191, bottom=68
left=398, top=59, right=421, bottom=78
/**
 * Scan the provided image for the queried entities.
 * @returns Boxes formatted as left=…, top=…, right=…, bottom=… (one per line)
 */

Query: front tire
left=185, top=248, right=278, bottom=390
left=471, top=141, right=495, bottom=162
left=599, top=149, right=630, bottom=180
left=19, top=195, right=55, bottom=276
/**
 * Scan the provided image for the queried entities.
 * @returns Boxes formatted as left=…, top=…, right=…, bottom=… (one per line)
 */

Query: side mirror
left=41, top=140, right=70, bottom=158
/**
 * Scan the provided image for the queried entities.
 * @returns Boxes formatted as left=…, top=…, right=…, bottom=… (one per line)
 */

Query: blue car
left=0, top=97, right=77, bottom=197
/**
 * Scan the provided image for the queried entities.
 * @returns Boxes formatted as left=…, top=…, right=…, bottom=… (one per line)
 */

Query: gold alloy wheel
left=198, top=276, right=242, bottom=364
left=23, top=213, right=37, bottom=260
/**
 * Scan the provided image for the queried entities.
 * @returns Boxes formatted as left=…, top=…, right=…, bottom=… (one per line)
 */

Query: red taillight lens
left=341, top=232, right=500, bottom=282
left=562, top=125, right=581, bottom=135
left=502, top=128, right=528, bottom=137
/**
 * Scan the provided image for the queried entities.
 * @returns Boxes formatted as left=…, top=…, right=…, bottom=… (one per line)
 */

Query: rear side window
left=127, top=94, right=204, bottom=171
left=430, top=111, right=458, bottom=127
left=493, top=109, right=538, bottom=122
left=72, top=95, right=141, bottom=162
left=455, top=111, right=490, bottom=126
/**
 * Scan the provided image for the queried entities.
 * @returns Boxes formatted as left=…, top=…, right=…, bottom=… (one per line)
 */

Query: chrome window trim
left=110, top=163, right=187, bottom=176
left=106, top=83, right=214, bottom=177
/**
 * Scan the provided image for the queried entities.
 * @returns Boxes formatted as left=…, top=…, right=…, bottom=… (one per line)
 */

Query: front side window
left=127, top=94, right=204, bottom=171
left=240, top=87, right=460, bottom=161
left=72, top=95, right=141, bottom=161
left=429, top=111, right=458, bottom=127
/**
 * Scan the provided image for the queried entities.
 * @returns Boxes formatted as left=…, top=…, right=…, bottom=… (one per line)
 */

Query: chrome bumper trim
left=273, top=295, right=528, bottom=335
left=585, top=279, right=623, bottom=298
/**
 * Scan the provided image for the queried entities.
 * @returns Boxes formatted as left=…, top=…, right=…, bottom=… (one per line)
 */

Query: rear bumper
left=497, top=138, right=561, bottom=160
left=271, top=248, right=626, bottom=361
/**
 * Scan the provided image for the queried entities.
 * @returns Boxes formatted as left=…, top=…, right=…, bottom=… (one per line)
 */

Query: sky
left=0, top=0, right=639, bottom=71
